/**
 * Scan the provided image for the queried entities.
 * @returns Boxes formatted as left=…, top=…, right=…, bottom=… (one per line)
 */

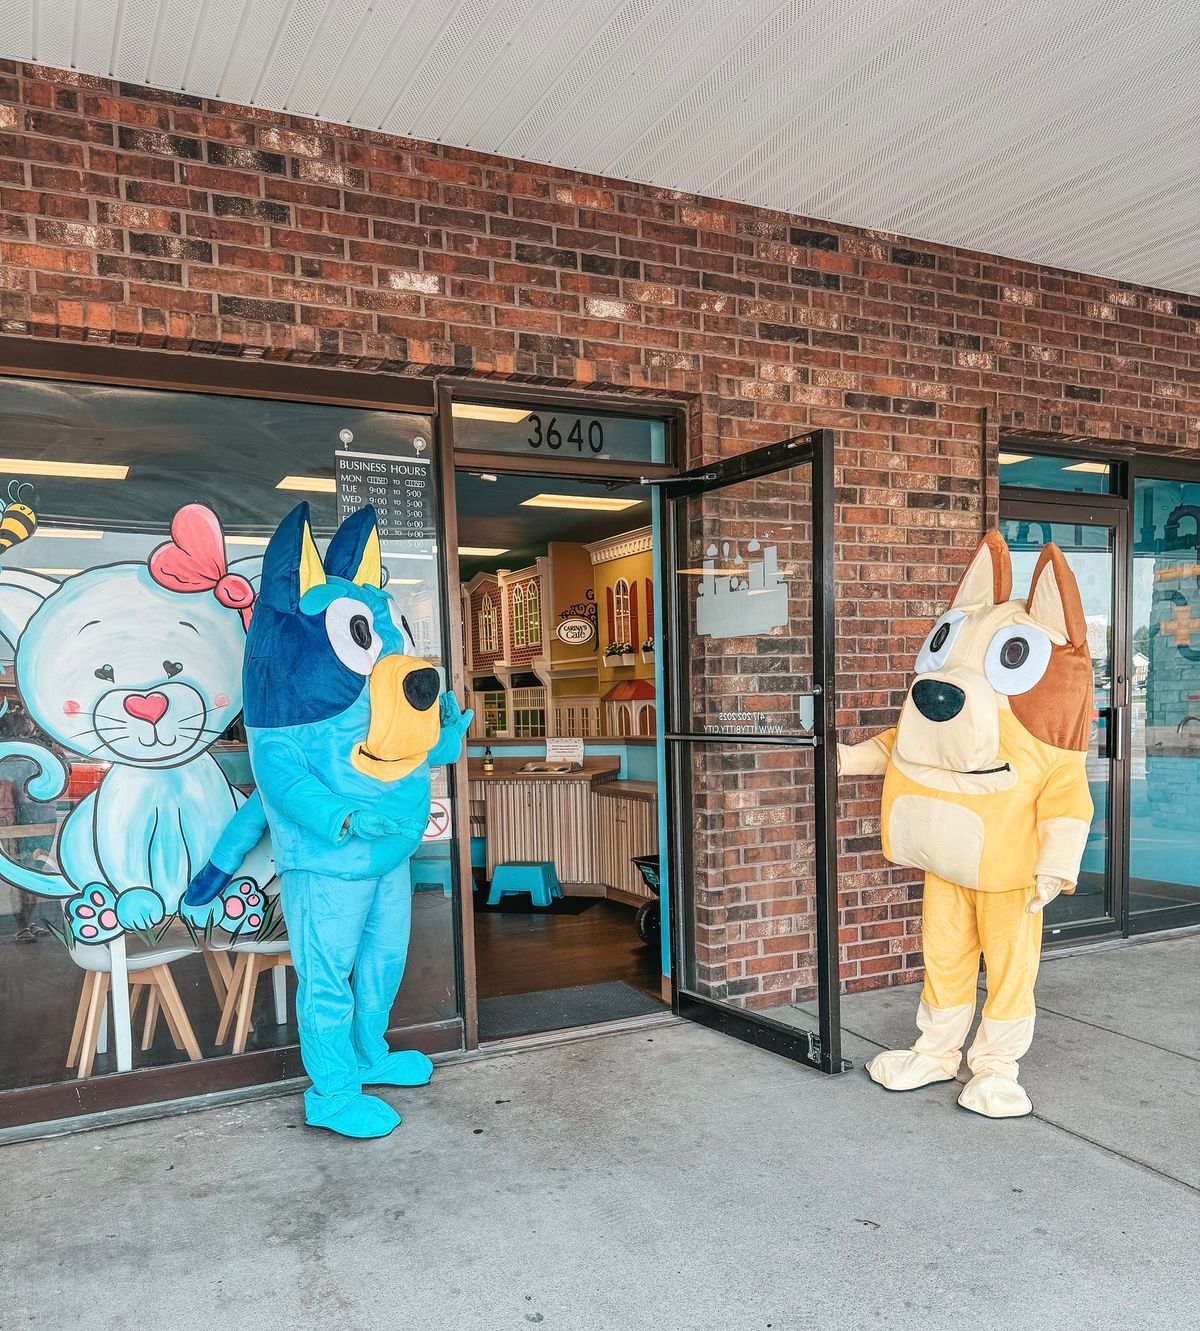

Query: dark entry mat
left=478, top=981, right=665, bottom=1041
left=473, top=889, right=598, bottom=917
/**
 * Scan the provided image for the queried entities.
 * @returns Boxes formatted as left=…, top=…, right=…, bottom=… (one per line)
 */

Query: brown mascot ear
left=1027, top=544, right=1087, bottom=647
left=950, top=530, right=1012, bottom=610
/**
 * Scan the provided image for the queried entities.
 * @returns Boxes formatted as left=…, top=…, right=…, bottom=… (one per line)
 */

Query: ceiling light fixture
left=1063, top=462, right=1110, bottom=474
left=31, top=568, right=82, bottom=576
left=997, top=453, right=1032, bottom=465
left=227, top=535, right=271, bottom=546
left=520, top=493, right=640, bottom=512
left=451, top=403, right=531, bottom=424
left=0, top=458, right=128, bottom=479
left=276, top=475, right=336, bottom=493
left=459, top=546, right=508, bottom=557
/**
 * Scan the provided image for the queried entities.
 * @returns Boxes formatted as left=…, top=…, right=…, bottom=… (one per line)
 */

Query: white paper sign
left=545, top=737, right=585, bottom=766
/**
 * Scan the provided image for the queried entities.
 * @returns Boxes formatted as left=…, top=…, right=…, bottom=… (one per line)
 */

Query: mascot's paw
left=66, top=885, right=124, bottom=944
left=958, top=1072, right=1033, bottom=1119
left=865, top=1048, right=958, bottom=1091
left=309, top=1093, right=401, bottom=1140
left=361, top=1049, right=434, bottom=1088
left=183, top=860, right=232, bottom=907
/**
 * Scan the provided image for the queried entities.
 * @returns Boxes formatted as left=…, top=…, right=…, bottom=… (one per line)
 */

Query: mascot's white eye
left=915, top=610, right=967, bottom=674
left=325, top=597, right=383, bottom=675
left=388, top=599, right=416, bottom=653
left=984, top=625, right=1052, bottom=695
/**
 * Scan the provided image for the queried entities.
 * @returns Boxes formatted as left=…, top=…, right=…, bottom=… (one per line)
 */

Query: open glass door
left=664, top=430, right=846, bottom=1073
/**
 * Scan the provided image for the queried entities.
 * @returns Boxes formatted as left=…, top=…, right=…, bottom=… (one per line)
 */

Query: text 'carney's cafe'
left=1, top=65, right=1199, bottom=1134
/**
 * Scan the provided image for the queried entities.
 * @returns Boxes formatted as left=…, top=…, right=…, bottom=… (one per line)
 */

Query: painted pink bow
left=149, top=504, right=255, bottom=629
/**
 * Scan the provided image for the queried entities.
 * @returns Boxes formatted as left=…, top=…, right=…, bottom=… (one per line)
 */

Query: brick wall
left=2, top=61, right=1199, bottom=994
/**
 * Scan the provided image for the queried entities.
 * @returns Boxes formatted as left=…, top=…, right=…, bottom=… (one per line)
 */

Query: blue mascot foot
left=360, top=1049, right=434, bottom=1088
left=308, top=1093, right=401, bottom=1140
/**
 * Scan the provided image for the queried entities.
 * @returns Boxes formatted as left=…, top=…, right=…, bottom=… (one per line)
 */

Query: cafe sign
left=557, top=617, right=595, bottom=645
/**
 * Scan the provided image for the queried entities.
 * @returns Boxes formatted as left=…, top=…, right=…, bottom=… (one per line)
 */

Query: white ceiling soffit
left=5, top=0, right=1198, bottom=294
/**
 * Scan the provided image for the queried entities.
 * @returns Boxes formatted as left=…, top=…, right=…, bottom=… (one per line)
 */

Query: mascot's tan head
left=894, top=531, right=1092, bottom=779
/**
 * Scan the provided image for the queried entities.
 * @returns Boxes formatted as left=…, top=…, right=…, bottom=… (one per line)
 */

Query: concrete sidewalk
left=4, top=935, right=1197, bottom=1331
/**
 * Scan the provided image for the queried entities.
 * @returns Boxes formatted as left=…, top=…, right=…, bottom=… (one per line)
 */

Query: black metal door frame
left=1002, top=449, right=1200, bottom=941
left=997, top=493, right=1128, bottom=944
left=662, top=429, right=846, bottom=1074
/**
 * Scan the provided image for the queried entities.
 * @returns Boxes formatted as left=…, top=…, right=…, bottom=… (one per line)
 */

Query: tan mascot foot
left=837, top=531, right=1095, bottom=1125
left=865, top=1000, right=974, bottom=1091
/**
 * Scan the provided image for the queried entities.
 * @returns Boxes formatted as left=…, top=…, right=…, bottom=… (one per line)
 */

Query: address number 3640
left=527, top=414, right=604, bottom=453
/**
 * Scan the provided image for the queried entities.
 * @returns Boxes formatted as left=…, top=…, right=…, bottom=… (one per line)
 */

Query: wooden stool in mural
left=67, top=944, right=203, bottom=1078
left=216, top=940, right=293, bottom=1056
left=486, top=860, right=563, bottom=908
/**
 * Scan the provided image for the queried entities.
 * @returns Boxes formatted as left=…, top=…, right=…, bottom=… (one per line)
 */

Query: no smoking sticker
left=423, top=799, right=451, bottom=841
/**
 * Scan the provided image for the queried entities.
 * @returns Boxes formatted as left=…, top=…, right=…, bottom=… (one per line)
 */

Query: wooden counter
left=468, top=759, right=658, bottom=895
left=467, top=756, right=620, bottom=785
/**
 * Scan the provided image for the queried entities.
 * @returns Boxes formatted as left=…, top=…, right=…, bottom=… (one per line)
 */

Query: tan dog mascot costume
left=839, top=531, right=1093, bottom=1118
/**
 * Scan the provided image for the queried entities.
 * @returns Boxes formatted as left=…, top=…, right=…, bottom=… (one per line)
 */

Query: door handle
left=1108, top=705, right=1125, bottom=762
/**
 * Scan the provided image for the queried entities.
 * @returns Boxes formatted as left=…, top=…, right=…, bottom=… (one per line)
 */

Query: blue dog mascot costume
left=185, top=502, right=471, bottom=1139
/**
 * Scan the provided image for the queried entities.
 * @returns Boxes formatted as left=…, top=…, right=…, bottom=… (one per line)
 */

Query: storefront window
left=999, top=451, right=1113, bottom=494
left=0, top=375, right=457, bottom=1096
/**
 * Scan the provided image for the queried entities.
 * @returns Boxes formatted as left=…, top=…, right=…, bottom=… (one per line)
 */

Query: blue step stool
left=411, top=851, right=455, bottom=897
left=486, top=860, right=563, bottom=908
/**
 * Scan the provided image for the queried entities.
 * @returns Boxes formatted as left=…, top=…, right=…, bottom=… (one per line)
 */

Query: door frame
left=662, top=428, right=847, bottom=1075
left=435, top=380, right=686, bottom=1048
left=1001, top=443, right=1200, bottom=941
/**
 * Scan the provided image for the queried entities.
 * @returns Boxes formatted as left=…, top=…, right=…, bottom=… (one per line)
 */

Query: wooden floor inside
left=473, top=894, right=664, bottom=1005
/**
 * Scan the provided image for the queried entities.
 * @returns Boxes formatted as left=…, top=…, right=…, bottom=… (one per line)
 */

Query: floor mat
left=478, top=981, right=665, bottom=1041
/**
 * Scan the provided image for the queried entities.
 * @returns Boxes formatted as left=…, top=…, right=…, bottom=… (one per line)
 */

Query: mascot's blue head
left=245, top=503, right=440, bottom=781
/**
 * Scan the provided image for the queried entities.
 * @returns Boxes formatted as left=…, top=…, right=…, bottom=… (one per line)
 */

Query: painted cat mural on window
left=0, top=504, right=274, bottom=943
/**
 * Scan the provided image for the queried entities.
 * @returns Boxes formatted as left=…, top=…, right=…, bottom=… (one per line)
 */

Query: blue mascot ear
left=324, top=505, right=383, bottom=588
left=258, top=502, right=327, bottom=613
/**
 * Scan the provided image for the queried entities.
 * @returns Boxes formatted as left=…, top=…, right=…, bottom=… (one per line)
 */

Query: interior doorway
left=449, top=450, right=670, bottom=1043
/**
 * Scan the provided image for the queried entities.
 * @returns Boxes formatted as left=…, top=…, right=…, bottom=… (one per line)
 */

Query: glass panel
left=680, top=740, right=819, bottom=1027
left=1001, top=518, right=1113, bottom=926
left=999, top=451, right=1112, bottom=494
left=1130, top=478, right=1200, bottom=917
left=0, top=376, right=457, bottom=1095
left=677, top=467, right=814, bottom=738
left=453, top=400, right=666, bottom=465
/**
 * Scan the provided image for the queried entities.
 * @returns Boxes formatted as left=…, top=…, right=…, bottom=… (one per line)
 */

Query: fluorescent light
left=677, top=568, right=746, bottom=576
left=31, top=567, right=82, bottom=576
left=1063, top=462, right=1110, bottom=474
left=387, top=578, right=422, bottom=586
left=227, top=535, right=271, bottom=547
left=0, top=458, right=127, bottom=479
left=451, top=403, right=531, bottom=424
left=276, top=475, right=336, bottom=493
left=32, top=527, right=104, bottom=540
left=459, top=546, right=508, bottom=557
left=998, top=453, right=1032, bottom=465
left=521, top=493, right=640, bottom=512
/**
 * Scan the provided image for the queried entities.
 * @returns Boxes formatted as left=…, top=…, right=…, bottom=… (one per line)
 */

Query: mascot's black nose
left=912, top=678, right=965, bottom=722
left=402, top=667, right=439, bottom=712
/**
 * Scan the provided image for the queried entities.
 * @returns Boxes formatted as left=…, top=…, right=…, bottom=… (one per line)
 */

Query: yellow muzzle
left=350, top=653, right=441, bottom=782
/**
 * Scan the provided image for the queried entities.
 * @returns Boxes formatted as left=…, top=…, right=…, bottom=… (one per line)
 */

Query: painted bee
left=0, top=480, right=37, bottom=553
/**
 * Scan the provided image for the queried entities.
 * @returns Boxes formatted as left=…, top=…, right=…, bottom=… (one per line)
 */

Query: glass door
left=1128, top=474, right=1200, bottom=930
left=998, top=502, right=1126, bottom=938
left=664, top=431, right=845, bottom=1074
